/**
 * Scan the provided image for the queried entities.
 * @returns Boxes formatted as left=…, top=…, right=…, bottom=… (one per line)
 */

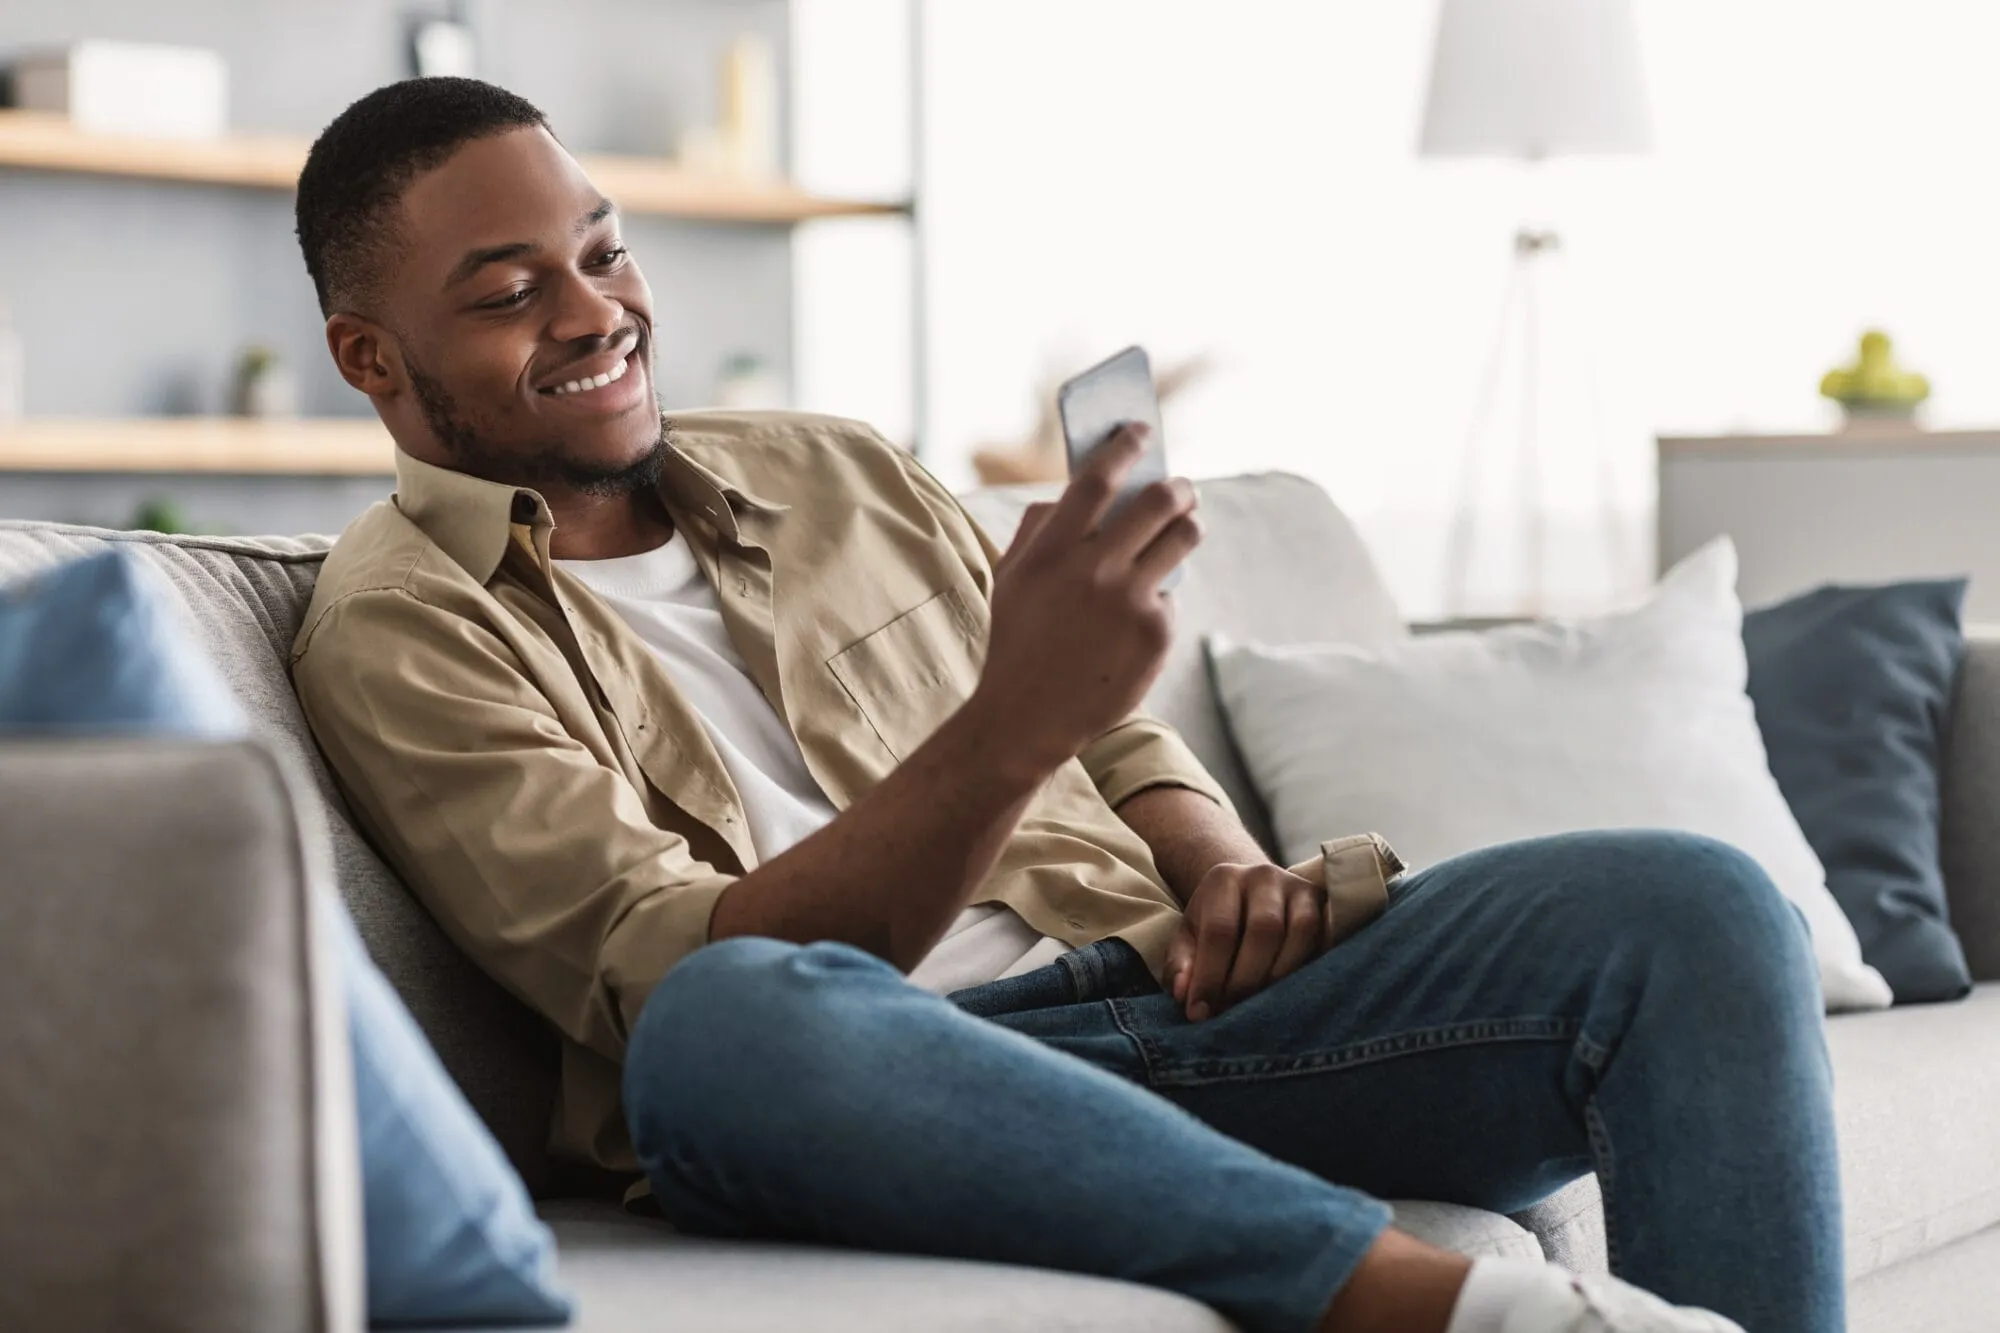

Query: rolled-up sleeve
left=1079, top=712, right=1235, bottom=814
left=292, top=587, right=732, bottom=1062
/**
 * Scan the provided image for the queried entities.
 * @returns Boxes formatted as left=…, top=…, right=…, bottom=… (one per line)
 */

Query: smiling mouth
left=542, top=353, right=633, bottom=397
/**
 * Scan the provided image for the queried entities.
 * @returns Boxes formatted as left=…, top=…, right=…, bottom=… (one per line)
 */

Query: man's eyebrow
left=441, top=201, right=615, bottom=290
left=444, top=241, right=536, bottom=290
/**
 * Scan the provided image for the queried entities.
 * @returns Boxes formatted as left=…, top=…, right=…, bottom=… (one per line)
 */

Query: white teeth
left=548, top=355, right=631, bottom=395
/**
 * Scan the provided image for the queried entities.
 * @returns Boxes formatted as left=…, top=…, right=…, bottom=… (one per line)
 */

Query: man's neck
left=545, top=487, right=676, bottom=561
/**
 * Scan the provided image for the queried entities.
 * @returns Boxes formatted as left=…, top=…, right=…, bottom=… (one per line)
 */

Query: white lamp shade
left=1419, top=0, right=1652, bottom=159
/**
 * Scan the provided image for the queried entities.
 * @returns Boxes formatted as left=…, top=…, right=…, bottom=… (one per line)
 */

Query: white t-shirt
left=556, top=535, right=1066, bottom=994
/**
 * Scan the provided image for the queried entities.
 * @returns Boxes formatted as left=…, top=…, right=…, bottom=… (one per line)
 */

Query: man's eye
left=482, top=288, right=533, bottom=310
left=592, top=246, right=628, bottom=269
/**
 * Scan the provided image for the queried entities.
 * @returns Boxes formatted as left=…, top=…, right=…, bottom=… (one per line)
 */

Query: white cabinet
left=1658, top=428, right=2000, bottom=619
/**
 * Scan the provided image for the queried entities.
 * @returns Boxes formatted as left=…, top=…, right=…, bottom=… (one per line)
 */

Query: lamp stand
left=1440, top=223, right=1632, bottom=619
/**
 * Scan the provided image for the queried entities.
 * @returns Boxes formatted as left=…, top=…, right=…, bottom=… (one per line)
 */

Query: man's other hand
left=1165, top=862, right=1327, bottom=1021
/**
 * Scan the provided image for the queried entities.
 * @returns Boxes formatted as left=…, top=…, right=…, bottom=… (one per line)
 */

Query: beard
left=404, top=346, right=667, bottom=499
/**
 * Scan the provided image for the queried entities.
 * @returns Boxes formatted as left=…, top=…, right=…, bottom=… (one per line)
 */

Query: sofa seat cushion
left=511, top=1195, right=1550, bottom=1333
left=515, top=1200, right=1235, bottom=1332
left=1831, top=983, right=2000, bottom=1278
left=1391, top=1199, right=1543, bottom=1261
left=1509, top=1176, right=1608, bottom=1273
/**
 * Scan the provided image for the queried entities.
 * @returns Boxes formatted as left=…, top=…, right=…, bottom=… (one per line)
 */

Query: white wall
left=789, top=0, right=915, bottom=445
left=797, top=1, right=2000, bottom=618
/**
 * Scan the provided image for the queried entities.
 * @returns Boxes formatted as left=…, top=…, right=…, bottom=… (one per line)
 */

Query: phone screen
left=1057, top=345, right=1181, bottom=588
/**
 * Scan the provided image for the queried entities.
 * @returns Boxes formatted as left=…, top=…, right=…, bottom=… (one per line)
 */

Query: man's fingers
left=1165, top=929, right=1195, bottom=1002
left=1184, top=888, right=1243, bottom=1022
left=1040, top=423, right=1148, bottom=546
left=1221, top=875, right=1289, bottom=1006
left=994, top=501, right=1058, bottom=576
left=1268, top=883, right=1325, bottom=982
left=1100, top=476, right=1197, bottom=570
left=1131, top=508, right=1203, bottom=592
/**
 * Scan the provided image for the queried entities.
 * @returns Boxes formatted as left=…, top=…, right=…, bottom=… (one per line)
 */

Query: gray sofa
left=4, top=471, right=2000, bottom=1333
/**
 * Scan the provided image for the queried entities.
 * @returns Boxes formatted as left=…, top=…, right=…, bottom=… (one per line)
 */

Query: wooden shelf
left=0, top=110, right=908, bottom=224
left=0, top=418, right=397, bottom=475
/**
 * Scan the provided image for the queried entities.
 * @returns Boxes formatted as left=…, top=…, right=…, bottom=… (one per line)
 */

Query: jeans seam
left=1134, top=1016, right=1583, bottom=1088
left=1107, top=997, right=1165, bottom=1082
left=1583, top=1097, right=1622, bottom=1275
left=1573, top=1030, right=1621, bottom=1275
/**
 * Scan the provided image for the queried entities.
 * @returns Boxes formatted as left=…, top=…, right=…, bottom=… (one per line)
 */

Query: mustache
left=539, top=322, right=646, bottom=382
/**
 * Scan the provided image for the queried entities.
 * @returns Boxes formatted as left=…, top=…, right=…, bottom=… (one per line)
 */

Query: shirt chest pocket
left=827, top=585, right=987, bottom=762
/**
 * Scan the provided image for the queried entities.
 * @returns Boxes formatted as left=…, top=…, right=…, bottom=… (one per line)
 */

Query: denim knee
left=623, top=937, right=896, bottom=1150
left=1582, top=830, right=1816, bottom=995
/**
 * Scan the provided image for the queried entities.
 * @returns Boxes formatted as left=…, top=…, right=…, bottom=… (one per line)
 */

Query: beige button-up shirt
left=292, top=409, right=1233, bottom=1171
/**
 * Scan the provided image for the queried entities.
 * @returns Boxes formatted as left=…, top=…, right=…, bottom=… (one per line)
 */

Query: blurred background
left=4, top=0, right=1998, bottom=618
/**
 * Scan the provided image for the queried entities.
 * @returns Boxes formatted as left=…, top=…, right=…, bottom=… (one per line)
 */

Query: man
left=290, top=78, right=1840, bottom=1333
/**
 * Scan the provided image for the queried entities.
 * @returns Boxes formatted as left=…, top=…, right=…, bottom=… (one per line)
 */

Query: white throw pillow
left=1207, top=538, right=1892, bottom=1013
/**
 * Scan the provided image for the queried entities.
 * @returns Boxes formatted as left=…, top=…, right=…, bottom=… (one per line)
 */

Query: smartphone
left=1057, top=345, right=1184, bottom=590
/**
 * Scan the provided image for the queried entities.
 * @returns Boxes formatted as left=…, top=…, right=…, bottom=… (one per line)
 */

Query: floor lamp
left=1420, top=0, right=1653, bottom=618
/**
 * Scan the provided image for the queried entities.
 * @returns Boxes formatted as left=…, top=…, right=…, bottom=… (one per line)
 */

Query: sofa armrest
left=0, top=739, right=361, bottom=1333
left=1942, top=629, right=2000, bottom=982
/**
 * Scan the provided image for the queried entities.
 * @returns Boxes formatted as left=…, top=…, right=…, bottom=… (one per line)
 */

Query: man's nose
left=545, top=270, right=625, bottom=344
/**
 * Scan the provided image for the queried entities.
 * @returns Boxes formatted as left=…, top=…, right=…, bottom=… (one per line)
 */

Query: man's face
left=366, top=126, right=661, bottom=494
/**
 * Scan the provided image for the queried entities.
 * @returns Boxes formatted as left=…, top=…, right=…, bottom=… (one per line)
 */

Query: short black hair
left=296, top=77, right=548, bottom=316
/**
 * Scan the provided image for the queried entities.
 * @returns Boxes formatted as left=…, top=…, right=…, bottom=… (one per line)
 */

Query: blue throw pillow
left=0, top=547, right=244, bottom=734
left=0, top=550, right=572, bottom=1325
left=325, top=896, right=573, bottom=1327
left=1743, top=578, right=1972, bottom=1004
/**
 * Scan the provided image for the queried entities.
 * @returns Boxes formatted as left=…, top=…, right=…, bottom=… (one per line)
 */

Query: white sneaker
left=1498, top=1271, right=1746, bottom=1333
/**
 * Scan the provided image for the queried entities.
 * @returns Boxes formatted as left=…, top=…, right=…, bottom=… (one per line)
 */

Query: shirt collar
left=655, top=419, right=791, bottom=543
left=392, top=415, right=790, bottom=584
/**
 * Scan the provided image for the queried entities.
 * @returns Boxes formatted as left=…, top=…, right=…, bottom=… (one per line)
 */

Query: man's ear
left=325, top=313, right=405, bottom=399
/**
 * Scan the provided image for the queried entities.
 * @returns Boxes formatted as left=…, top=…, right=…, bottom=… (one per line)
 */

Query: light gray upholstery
left=515, top=1201, right=1234, bottom=1333
left=1829, top=984, right=2000, bottom=1279
left=1848, top=1220, right=2000, bottom=1333
left=0, top=740, right=360, bottom=1333
left=521, top=1197, right=1541, bottom=1333
left=5, top=458, right=2000, bottom=1332
left=1507, top=1177, right=1608, bottom=1275
left=1389, top=1202, right=1544, bottom=1262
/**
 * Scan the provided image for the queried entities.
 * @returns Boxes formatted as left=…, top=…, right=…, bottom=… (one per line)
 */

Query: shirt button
left=737, top=578, right=750, bottom=595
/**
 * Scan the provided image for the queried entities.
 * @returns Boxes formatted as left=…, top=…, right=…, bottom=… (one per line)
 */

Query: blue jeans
left=624, top=831, right=1841, bottom=1333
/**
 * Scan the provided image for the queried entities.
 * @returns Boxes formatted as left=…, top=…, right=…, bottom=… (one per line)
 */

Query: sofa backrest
left=0, top=469, right=1401, bottom=1193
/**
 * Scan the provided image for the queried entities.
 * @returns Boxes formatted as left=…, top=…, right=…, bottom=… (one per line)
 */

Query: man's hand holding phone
left=969, top=423, right=1202, bottom=779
